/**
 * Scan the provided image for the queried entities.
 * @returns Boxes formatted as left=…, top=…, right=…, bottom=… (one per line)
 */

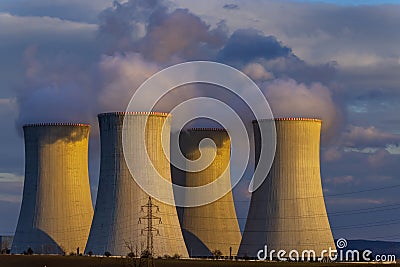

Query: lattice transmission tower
left=139, top=197, right=162, bottom=258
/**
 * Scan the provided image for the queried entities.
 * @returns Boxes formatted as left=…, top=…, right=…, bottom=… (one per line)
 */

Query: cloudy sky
left=1, top=0, right=400, bottom=242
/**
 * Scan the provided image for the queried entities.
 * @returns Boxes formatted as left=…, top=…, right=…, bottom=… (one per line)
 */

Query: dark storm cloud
left=217, top=29, right=292, bottom=64
left=217, top=28, right=338, bottom=85
left=223, top=4, right=239, bottom=10
left=261, top=56, right=338, bottom=84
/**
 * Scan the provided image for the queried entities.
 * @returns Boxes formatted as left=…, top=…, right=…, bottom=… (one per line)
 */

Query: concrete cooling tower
left=178, top=129, right=241, bottom=257
left=239, top=118, right=335, bottom=258
left=11, top=124, right=94, bottom=254
left=85, top=112, right=188, bottom=257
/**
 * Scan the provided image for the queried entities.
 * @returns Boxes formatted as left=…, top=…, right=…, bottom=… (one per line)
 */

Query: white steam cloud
left=97, top=53, right=160, bottom=112
left=262, top=78, right=341, bottom=140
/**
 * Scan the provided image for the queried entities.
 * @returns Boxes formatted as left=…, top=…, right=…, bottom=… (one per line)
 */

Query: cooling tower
left=11, top=124, right=94, bottom=254
left=178, top=129, right=241, bottom=257
left=0, top=236, right=13, bottom=252
left=85, top=112, right=188, bottom=257
left=238, top=118, right=335, bottom=258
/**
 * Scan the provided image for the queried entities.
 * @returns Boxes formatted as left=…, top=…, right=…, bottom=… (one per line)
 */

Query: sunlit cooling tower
left=238, top=118, right=335, bottom=258
left=85, top=112, right=188, bottom=257
left=11, top=124, right=94, bottom=255
left=178, top=129, right=241, bottom=257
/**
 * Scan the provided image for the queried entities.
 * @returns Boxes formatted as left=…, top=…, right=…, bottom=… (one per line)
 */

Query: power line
left=334, top=218, right=400, bottom=230
left=326, top=184, right=400, bottom=197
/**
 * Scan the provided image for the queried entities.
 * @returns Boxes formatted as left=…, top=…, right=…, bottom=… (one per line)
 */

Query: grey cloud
left=344, top=93, right=400, bottom=141
left=223, top=4, right=239, bottom=10
left=0, top=0, right=113, bottom=23
left=261, top=56, right=338, bottom=84
left=138, top=8, right=227, bottom=62
left=217, top=29, right=292, bottom=64
left=367, top=149, right=393, bottom=168
left=171, top=1, right=400, bottom=151
left=174, top=1, right=400, bottom=91
left=0, top=13, right=97, bottom=38
left=341, top=125, right=400, bottom=149
left=216, top=28, right=337, bottom=85
left=254, top=2, right=400, bottom=67
left=174, top=1, right=400, bottom=68
left=323, top=147, right=343, bottom=162
left=9, top=0, right=339, bottom=132
left=97, top=0, right=168, bottom=54
left=98, top=0, right=228, bottom=63
left=11, top=0, right=228, bottom=143
left=337, top=63, right=400, bottom=95
left=322, top=149, right=400, bottom=189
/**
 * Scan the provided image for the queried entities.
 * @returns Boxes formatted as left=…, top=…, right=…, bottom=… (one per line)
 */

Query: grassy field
left=0, top=255, right=398, bottom=267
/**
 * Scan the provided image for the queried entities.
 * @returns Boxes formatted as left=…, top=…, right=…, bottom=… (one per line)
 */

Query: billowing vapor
left=97, top=53, right=160, bottom=112
left=15, top=0, right=342, bottom=144
left=262, top=78, right=341, bottom=141
left=16, top=45, right=95, bottom=130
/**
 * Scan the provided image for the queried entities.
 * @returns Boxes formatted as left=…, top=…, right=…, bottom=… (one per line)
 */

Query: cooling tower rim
left=187, top=128, right=227, bottom=132
left=252, top=118, right=322, bottom=123
left=23, top=123, right=90, bottom=128
left=98, top=112, right=171, bottom=117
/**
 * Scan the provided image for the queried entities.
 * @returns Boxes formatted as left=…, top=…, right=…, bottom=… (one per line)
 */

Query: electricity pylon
left=138, top=197, right=162, bottom=267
